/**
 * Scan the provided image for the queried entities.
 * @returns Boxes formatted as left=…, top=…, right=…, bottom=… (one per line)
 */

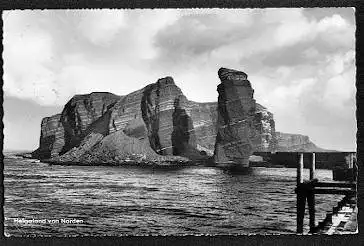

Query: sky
left=2, top=8, right=356, bottom=151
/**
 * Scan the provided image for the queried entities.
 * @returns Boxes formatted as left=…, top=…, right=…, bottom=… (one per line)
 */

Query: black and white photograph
left=2, top=8, right=358, bottom=236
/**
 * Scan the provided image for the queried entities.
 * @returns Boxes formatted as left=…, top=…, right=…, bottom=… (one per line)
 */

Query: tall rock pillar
left=213, top=67, right=257, bottom=167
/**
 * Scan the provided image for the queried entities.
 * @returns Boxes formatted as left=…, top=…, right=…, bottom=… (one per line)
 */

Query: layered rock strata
left=213, top=68, right=257, bottom=167
left=108, top=77, right=200, bottom=159
left=187, top=101, right=218, bottom=156
left=34, top=78, right=207, bottom=163
left=32, top=114, right=65, bottom=159
left=32, top=92, right=120, bottom=159
left=254, top=103, right=277, bottom=151
left=33, top=68, right=283, bottom=165
left=60, top=92, right=121, bottom=152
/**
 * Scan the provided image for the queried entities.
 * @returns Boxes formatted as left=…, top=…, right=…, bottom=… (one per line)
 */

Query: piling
left=296, top=153, right=304, bottom=233
left=297, top=153, right=303, bottom=185
left=310, top=153, right=315, bottom=180
left=295, top=152, right=356, bottom=234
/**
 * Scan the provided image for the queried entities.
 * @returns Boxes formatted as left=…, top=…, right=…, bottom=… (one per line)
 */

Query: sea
left=4, top=155, right=343, bottom=236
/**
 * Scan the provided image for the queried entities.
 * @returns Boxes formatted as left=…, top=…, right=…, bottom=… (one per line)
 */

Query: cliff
left=108, top=77, right=200, bottom=159
left=275, top=132, right=330, bottom=152
left=186, top=101, right=276, bottom=155
left=34, top=77, right=209, bottom=164
left=187, top=101, right=218, bottom=156
left=254, top=103, right=277, bottom=151
left=32, top=67, right=325, bottom=166
left=61, top=92, right=121, bottom=149
left=32, top=114, right=64, bottom=159
left=32, top=92, right=121, bottom=159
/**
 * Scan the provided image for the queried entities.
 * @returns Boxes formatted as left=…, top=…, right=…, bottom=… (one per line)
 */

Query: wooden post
left=310, top=153, right=316, bottom=180
left=297, top=152, right=305, bottom=233
left=297, top=153, right=303, bottom=185
left=307, top=190, right=315, bottom=232
left=307, top=153, right=316, bottom=233
left=297, top=188, right=306, bottom=233
left=349, top=153, right=353, bottom=169
left=346, top=153, right=353, bottom=169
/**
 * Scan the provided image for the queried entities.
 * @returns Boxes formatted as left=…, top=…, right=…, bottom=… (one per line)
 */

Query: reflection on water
left=4, top=157, right=342, bottom=236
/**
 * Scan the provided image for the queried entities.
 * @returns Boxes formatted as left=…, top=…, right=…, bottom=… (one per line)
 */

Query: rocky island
left=31, top=67, right=325, bottom=168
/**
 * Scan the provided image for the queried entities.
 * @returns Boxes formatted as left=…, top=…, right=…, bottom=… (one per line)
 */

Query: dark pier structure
left=252, top=151, right=357, bottom=171
left=294, top=152, right=357, bottom=234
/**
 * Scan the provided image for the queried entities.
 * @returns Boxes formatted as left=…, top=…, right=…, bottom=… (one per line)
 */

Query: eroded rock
left=32, top=92, right=120, bottom=159
left=109, top=77, right=200, bottom=159
left=253, top=103, right=277, bottom=151
left=32, top=114, right=65, bottom=159
left=33, top=69, right=281, bottom=165
left=214, top=67, right=257, bottom=167
left=60, top=92, right=120, bottom=152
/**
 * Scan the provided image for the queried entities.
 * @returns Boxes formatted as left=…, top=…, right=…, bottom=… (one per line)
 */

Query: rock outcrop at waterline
left=32, top=68, right=281, bottom=165
left=213, top=68, right=257, bottom=167
left=32, top=114, right=64, bottom=159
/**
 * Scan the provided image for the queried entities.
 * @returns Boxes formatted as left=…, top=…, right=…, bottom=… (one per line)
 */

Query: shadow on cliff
left=32, top=135, right=56, bottom=159
left=60, top=102, right=116, bottom=155
left=141, top=82, right=163, bottom=154
left=172, top=97, right=208, bottom=161
left=172, top=97, right=192, bottom=155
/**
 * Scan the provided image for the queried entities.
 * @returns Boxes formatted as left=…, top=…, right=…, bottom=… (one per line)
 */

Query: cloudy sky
left=3, top=8, right=356, bottom=151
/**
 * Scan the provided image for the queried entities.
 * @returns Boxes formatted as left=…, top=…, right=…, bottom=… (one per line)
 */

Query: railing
left=295, top=152, right=356, bottom=233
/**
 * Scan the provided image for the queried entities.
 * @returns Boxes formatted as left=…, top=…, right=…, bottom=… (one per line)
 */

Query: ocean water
left=4, top=156, right=343, bottom=236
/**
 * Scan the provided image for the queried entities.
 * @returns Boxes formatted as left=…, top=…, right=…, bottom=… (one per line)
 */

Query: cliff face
left=187, top=101, right=218, bottom=156
left=32, top=68, right=282, bottom=164
left=32, top=92, right=120, bottom=159
left=254, top=103, right=277, bottom=151
left=34, top=77, right=208, bottom=163
left=32, top=114, right=65, bottom=159
left=60, top=92, right=121, bottom=152
left=213, top=68, right=257, bottom=167
left=108, top=77, right=200, bottom=159
left=275, top=132, right=328, bottom=152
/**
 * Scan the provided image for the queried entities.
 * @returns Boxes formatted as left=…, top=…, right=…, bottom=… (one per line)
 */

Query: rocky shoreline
left=11, top=150, right=210, bottom=168
left=44, top=159, right=198, bottom=168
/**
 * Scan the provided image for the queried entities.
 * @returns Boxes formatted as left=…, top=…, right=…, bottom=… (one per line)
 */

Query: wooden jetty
left=295, top=152, right=357, bottom=234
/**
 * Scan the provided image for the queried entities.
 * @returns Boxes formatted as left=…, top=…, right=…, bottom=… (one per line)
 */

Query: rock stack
left=213, top=68, right=257, bottom=167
